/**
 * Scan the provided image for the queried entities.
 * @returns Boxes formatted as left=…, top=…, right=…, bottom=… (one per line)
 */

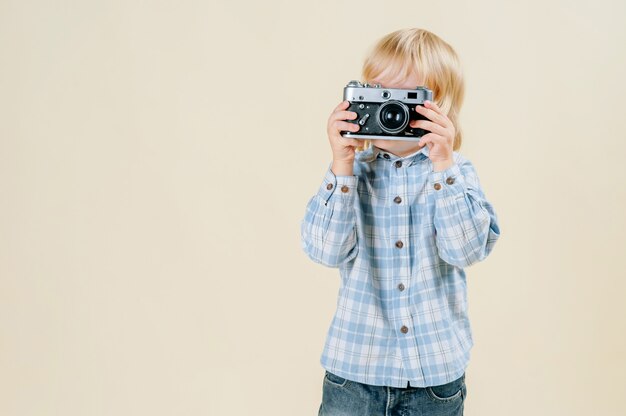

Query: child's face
left=368, top=69, right=428, bottom=157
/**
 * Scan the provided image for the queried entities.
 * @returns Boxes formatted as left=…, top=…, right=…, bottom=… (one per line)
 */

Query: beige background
left=1, top=0, right=625, bottom=415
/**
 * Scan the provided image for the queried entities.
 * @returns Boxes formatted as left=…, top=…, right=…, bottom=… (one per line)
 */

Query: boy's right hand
left=327, top=100, right=362, bottom=164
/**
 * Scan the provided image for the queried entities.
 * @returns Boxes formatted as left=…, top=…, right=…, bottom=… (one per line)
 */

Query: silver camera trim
left=343, top=80, right=432, bottom=104
left=342, top=133, right=422, bottom=142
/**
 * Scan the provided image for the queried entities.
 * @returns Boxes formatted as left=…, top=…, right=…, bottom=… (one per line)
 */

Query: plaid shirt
left=300, top=144, right=501, bottom=388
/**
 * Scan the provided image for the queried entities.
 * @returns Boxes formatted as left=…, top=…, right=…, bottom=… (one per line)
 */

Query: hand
left=410, top=100, right=455, bottom=170
left=327, top=100, right=362, bottom=164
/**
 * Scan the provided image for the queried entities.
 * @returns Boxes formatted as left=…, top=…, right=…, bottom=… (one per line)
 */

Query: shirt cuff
left=429, top=162, right=466, bottom=199
left=316, top=162, right=359, bottom=206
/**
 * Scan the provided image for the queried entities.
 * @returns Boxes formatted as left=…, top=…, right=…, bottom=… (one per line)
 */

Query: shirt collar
left=357, top=143, right=429, bottom=166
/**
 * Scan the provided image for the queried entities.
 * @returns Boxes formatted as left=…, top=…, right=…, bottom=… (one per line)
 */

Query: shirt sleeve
left=429, top=156, right=501, bottom=268
left=300, top=162, right=359, bottom=268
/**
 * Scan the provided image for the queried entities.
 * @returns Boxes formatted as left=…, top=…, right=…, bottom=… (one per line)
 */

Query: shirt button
left=326, top=183, right=334, bottom=190
left=341, top=185, right=349, bottom=193
left=401, top=325, right=409, bottom=334
left=398, top=283, right=405, bottom=291
left=383, top=153, right=390, bottom=159
left=395, top=240, right=404, bottom=248
left=395, top=160, right=402, bottom=168
left=394, top=196, right=402, bottom=204
left=434, top=183, right=442, bottom=190
left=446, top=177, right=455, bottom=185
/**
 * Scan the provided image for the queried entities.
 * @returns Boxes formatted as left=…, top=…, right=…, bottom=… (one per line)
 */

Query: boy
left=301, top=28, right=501, bottom=415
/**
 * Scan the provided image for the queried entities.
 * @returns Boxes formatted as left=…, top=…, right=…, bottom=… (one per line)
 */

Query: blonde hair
left=355, top=28, right=465, bottom=153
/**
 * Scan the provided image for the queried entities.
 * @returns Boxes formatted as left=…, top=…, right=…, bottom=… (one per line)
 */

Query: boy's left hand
left=410, top=100, right=455, bottom=170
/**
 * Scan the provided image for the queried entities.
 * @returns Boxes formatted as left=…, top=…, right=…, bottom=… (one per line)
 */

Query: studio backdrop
left=1, top=1, right=625, bottom=415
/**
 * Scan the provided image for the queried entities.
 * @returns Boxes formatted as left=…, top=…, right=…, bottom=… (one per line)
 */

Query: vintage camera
left=340, top=80, right=433, bottom=141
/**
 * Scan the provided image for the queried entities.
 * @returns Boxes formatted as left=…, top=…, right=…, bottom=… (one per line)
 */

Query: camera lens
left=376, top=101, right=409, bottom=134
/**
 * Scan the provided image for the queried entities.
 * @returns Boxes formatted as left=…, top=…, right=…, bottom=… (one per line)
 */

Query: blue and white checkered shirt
left=300, top=144, right=501, bottom=388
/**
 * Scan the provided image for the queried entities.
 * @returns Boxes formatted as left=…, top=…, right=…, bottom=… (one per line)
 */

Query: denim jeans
left=318, top=370, right=466, bottom=416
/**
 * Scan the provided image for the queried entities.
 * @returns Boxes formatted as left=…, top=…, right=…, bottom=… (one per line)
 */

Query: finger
left=409, top=119, right=447, bottom=135
left=417, top=134, right=434, bottom=149
left=418, top=133, right=447, bottom=147
left=415, top=103, right=451, bottom=128
left=332, top=110, right=358, bottom=122
left=421, top=100, right=444, bottom=115
left=334, top=100, right=350, bottom=111
left=341, top=137, right=362, bottom=147
left=334, top=120, right=360, bottom=133
left=418, top=133, right=433, bottom=146
left=420, top=100, right=439, bottom=111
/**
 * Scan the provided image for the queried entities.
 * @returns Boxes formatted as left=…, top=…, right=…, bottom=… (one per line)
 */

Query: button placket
left=391, top=159, right=411, bottom=329
left=393, top=159, right=404, bottom=206
left=391, top=162, right=407, bottom=251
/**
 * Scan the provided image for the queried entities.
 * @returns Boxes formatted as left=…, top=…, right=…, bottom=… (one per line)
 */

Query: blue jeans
left=318, top=370, right=466, bottom=416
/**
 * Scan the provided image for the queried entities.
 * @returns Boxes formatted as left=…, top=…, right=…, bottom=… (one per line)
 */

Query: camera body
left=340, top=80, right=433, bottom=141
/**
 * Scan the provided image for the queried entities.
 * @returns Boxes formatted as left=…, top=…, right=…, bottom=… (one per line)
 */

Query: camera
left=340, top=80, right=433, bottom=141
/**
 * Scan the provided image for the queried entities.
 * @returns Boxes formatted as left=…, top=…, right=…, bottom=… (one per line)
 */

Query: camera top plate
left=343, top=80, right=432, bottom=104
